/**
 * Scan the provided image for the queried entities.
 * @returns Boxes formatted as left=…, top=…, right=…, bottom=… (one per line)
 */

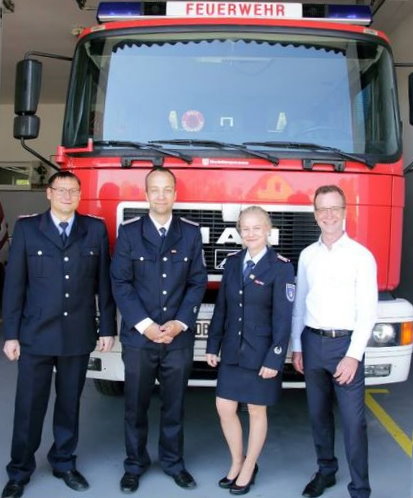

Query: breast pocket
left=131, top=251, right=156, bottom=278
left=81, top=247, right=100, bottom=277
left=28, top=250, right=54, bottom=277
left=171, top=253, right=192, bottom=277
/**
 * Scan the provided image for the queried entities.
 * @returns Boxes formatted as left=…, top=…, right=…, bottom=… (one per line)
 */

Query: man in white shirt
left=292, top=185, right=377, bottom=498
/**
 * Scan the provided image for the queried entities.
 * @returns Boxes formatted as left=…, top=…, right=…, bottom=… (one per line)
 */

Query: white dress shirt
left=243, top=246, right=268, bottom=269
left=291, top=233, right=378, bottom=361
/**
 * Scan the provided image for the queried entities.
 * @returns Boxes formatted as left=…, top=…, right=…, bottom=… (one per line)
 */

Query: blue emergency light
left=97, top=2, right=141, bottom=22
left=97, top=2, right=371, bottom=26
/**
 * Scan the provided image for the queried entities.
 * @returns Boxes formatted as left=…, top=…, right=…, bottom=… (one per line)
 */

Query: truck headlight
left=369, top=323, right=396, bottom=346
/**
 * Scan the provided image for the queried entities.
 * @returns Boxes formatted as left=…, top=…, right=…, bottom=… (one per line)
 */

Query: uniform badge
left=249, top=274, right=255, bottom=280
left=273, top=346, right=282, bottom=355
left=286, top=283, right=295, bottom=302
left=171, top=249, right=177, bottom=253
left=254, top=279, right=264, bottom=286
left=193, top=306, right=198, bottom=314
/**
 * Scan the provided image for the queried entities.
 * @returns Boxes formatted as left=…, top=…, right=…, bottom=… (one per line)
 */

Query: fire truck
left=13, top=2, right=413, bottom=394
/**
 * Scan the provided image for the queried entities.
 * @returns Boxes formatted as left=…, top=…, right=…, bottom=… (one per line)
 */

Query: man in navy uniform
left=292, top=185, right=377, bottom=498
left=111, top=166, right=207, bottom=493
left=1, top=171, right=116, bottom=498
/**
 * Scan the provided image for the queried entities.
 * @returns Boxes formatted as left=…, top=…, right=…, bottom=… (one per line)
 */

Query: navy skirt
left=216, top=362, right=282, bottom=406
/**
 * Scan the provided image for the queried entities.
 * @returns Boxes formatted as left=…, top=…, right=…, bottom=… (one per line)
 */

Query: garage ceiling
left=1, top=0, right=413, bottom=104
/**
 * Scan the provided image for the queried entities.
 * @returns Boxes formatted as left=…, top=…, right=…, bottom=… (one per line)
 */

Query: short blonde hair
left=236, top=205, right=272, bottom=233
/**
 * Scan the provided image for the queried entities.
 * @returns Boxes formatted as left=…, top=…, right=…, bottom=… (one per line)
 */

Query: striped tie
left=59, top=221, right=69, bottom=245
left=243, top=260, right=255, bottom=283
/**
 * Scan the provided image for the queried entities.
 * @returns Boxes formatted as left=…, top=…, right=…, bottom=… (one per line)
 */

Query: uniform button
left=239, top=303, right=243, bottom=307
left=239, top=290, right=243, bottom=295
left=163, top=306, right=167, bottom=311
left=238, top=317, right=242, bottom=322
left=163, top=257, right=168, bottom=261
left=65, top=293, right=70, bottom=298
left=64, top=256, right=69, bottom=262
left=89, top=251, right=94, bottom=255
left=162, top=290, right=167, bottom=295
left=238, top=331, right=241, bottom=335
left=37, top=250, right=43, bottom=255
left=139, top=257, right=144, bottom=261
left=65, top=275, right=70, bottom=279
left=184, top=257, right=188, bottom=262
left=162, top=273, right=167, bottom=278
left=63, top=312, right=68, bottom=317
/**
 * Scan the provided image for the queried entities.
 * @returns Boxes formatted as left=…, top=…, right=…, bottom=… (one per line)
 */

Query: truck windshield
left=63, top=29, right=399, bottom=159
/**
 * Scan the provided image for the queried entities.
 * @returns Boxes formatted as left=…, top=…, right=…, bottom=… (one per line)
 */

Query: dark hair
left=48, top=171, right=81, bottom=188
left=145, top=167, right=176, bottom=191
left=314, top=185, right=346, bottom=208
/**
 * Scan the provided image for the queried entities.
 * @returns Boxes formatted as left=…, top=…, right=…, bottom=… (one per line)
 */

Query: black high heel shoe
left=229, top=464, right=259, bottom=495
left=218, top=476, right=238, bottom=489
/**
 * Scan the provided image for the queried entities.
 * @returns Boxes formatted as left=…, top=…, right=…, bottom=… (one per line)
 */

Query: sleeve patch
left=286, top=283, right=295, bottom=302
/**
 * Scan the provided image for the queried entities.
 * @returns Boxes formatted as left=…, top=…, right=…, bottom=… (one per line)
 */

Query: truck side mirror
left=14, top=59, right=42, bottom=139
left=409, top=73, right=413, bottom=125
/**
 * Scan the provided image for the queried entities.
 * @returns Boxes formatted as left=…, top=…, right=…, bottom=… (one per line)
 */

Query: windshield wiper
left=150, top=139, right=279, bottom=166
left=93, top=140, right=193, bottom=164
left=243, top=141, right=374, bottom=170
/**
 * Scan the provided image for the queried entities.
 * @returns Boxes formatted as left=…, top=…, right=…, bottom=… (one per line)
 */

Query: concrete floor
left=0, top=349, right=412, bottom=498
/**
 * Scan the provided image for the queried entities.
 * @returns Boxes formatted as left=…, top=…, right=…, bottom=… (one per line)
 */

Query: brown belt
left=307, top=326, right=352, bottom=338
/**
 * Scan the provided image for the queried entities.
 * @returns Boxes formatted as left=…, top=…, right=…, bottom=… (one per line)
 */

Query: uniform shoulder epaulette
left=19, top=213, right=38, bottom=218
left=277, top=253, right=290, bottom=263
left=180, top=217, right=199, bottom=226
left=122, top=216, right=141, bottom=226
left=86, top=213, right=104, bottom=220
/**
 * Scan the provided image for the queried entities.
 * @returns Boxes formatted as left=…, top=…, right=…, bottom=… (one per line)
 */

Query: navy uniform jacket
left=207, top=248, right=295, bottom=371
left=2, top=210, right=116, bottom=356
left=110, top=214, right=207, bottom=350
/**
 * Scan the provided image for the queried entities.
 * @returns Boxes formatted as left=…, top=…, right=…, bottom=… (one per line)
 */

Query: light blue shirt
left=50, top=211, right=75, bottom=236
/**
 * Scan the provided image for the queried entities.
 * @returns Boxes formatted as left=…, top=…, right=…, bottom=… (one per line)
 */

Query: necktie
left=159, top=227, right=167, bottom=239
left=59, top=221, right=69, bottom=245
left=243, top=260, right=255, bottom=283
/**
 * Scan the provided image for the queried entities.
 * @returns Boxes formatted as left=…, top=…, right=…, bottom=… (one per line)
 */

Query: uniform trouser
left=122, top=345, right=193, bottom=476
left=302, top=327, right=371, bottom=498
left=6, top=352, right=89, bottom=483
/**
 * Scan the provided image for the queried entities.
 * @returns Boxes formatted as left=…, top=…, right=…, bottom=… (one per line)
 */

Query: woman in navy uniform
left=206, top=206, right=295, bottom=495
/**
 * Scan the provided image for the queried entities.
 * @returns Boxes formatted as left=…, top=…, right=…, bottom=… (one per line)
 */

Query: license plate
left=195, top=319, right=209, bottom=338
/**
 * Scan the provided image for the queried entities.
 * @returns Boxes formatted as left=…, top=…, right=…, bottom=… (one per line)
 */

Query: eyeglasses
left=50, top=187, right=81, bottom=197
left=315, top=206, right=345, bottom=215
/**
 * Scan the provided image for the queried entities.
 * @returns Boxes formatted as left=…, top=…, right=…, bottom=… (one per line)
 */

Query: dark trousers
left=6, top=352, right=89, bottom=483
left=302, top=327, right=370, bottom=498
left=122, top=346, right=193, bottom=476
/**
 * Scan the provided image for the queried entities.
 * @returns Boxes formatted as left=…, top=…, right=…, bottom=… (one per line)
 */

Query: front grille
left=122, top=206, right=319, bottom=272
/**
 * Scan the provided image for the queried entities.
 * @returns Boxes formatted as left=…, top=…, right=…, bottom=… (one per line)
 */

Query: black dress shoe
left=218, top=475, right=238, bottom=489
left=53, top=470, right=89, bottom=492
left=120, top=473, right=139, bottom=493
left=229, top=464, right=258, bottom=495
left=1, top=481, right=26, bottom=498
left=302, top=472, right=336, bottom=497
left=172, top=470, right=196, bottom=489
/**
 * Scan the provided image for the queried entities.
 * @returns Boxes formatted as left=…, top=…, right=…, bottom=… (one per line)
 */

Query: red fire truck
left=14, top=2, right=413, bottom=394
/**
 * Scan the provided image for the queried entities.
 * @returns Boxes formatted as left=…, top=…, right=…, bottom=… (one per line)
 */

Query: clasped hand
left=144, top=321, right=183, bottom=344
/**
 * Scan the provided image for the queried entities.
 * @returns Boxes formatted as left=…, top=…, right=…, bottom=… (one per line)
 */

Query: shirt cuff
left=176, top=320, right=188, bottom=331
left=135, top=318, right=154, bottom=335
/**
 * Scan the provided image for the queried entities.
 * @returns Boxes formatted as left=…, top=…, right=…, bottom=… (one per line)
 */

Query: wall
left=0, top=103, right=64, bottom=232
left=387, top=13, right=413, bottom=303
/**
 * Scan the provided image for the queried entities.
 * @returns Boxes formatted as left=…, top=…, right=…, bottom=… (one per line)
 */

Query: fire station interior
left=0, top=1, right=413, bottom=497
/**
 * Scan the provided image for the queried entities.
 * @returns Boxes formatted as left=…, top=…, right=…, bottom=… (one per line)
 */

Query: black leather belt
left=307, top=327, right=352, bottom=338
